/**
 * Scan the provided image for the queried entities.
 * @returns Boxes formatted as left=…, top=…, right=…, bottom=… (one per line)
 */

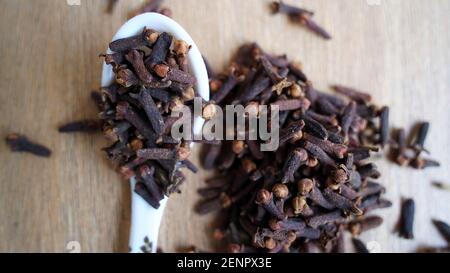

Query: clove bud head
left=256, top=189, right=273, bottom=204
left=297, top=178, right=314, bottom=196
left=292, top=196, right=307, bottom=215
left=272, top=183, right=289, bottom=199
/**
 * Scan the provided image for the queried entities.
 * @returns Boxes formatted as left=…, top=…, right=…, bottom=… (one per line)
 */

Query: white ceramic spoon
left=101, top=13, right=209, bottom=253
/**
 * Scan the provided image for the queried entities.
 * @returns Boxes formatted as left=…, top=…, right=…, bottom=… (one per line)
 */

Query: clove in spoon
left=101, top=13, right=209, bottom=253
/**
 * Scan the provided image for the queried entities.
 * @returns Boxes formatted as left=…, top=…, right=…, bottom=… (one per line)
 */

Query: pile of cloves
left=197, top=43, right=392, bottom=253
left=98, top=28, right=200, bottom=209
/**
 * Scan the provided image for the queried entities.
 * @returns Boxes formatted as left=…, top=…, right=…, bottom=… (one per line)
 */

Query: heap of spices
left=98, top=28, right=200, bottom=209
left=197, top=43, right=392, bottom=253
left=390, top=122, right=440, bottom=169
left=5, top=133, right=52, bottom=158
left=270, top=1, right=331, bottom=40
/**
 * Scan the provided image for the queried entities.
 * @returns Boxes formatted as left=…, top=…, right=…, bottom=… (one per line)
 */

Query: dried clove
left=139, top=89, right=164, bottom=135
left=125, top=50, right=153, bottom=84
left=399, top=198, right=415, bottom=239
left=379, top=106, right=390, bottom=147
left=432, top=219, right=450, bottom=245
left=5, top=133, right=51, bottom=157
left=145, top=32, right=172, bottom=69
left=109, top=28, right=158, bottom=53
left=270, top=1, right=331, bottom=40
left=280, top=148, right=308, bottom=183
left=58, top=120, right=100, bottom=133
left=412, top=122, right=430, bottom=153
left=256, top=189, right=286, bottom=220
left=352, top=238, right=369, bottom=253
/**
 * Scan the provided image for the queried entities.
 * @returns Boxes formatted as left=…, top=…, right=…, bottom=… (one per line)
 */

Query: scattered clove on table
left=390, top=122, right=440, bottom=169
left=5, top=133, right=52, bottom=158
left=58, top=120, right=100, bottom=133
left=398, top=198, right=415, bottom=239
left=270, top=1, right=331, bottom=40
left=417, top=219, right=450, bottom=253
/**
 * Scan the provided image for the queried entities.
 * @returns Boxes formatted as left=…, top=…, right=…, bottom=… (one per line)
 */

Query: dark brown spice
left=322, top=188, right=362, bottom=216
left=302, top=114, right=329, bottom=140
left=303, top=133, right=347, bottom=159
left=352, top=238, right=369, bottom=253
left=211, top=73, right=239, bottom=104
left=139, top=165, right=164, bottom=201
left=256, top=189, right=286, bottom=220
left=412, top=122, right=430, bottom=153
left=399, top=198, right=415, bottom=239
left=116, top=68, right=140, bottom=88
left=280, top=148, right=308, bottom=183
left=303, top=141, right=336, bottom=168
left=125, top=50, right=154, bottom=84
left=379, top=106, right=390, bottom=147
left=109, top=28, right=158, bottom=53
left=341, top=101, right=357, bottom=139
left=135, top=182, right=161, bottom=209
left=145, top=32, right=172, bottom=69
left=116, top=101, right=156, bottom=141
left=139, top=89, right=164, bottom=135
left=432, top=219, right=450, bottom=245
left=270, top=1, right=331, bottom=40
left=5, top=133, right=52, bottom=158
left=58, top=120, right=100, bottom=133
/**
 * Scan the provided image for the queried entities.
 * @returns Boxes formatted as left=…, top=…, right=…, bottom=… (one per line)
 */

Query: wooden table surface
left=0, top=0, right=449, bottom=253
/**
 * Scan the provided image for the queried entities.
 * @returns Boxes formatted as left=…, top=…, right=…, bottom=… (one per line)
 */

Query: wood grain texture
left=0, top=0, right=449, bottom=253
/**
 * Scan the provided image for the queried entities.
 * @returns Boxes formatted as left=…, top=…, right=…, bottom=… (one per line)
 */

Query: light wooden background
left=0, top=0, right=449, bottom=253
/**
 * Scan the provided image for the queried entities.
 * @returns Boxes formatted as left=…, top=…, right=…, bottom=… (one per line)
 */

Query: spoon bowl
left=101, top=12, right=209, bottom=253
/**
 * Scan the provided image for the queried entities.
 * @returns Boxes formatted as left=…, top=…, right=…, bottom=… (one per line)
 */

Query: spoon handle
left=129, top=177, right=168, bottom=253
